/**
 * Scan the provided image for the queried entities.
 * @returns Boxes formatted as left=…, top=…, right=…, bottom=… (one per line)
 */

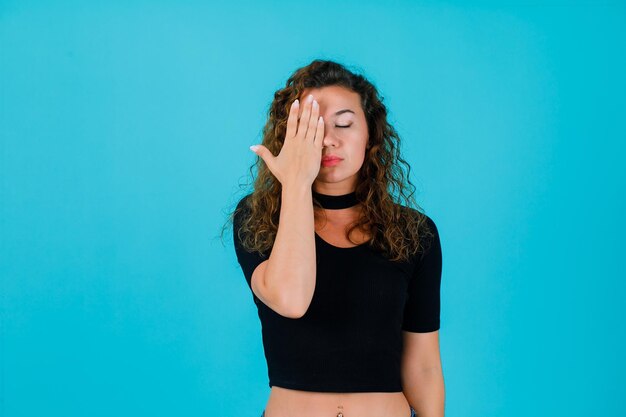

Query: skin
left=306, top=85, right=371, bottom=249
left=306, top=85, right=369, bottom=197
left=263, top=86, right=445, bottom=416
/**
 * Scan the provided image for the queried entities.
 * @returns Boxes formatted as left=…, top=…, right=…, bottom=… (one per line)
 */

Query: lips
left=321, top=156, right=343, bottom=162
left=321, top=156, right=342, bottom=167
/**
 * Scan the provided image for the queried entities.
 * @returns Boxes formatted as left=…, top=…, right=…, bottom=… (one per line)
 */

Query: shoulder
left=235, top=193, right=253, bottom=211
left=234, top=193, right=253, bottom=222
left=233, top=194, right=255, bottom=243
left=398, top=204, right=438, bottom=235
left=422, top=213, right=439, bottom=237
left=397, top=204, right=440, bottom=260
left=416, top=213, right=441, bottom=265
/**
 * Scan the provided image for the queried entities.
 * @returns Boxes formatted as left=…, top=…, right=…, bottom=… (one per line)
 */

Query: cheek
left=341, top=125, right=366, bottom=141
left=351, top=130, right=369, bottom=153
left=347, top=136, right=368, bottom=163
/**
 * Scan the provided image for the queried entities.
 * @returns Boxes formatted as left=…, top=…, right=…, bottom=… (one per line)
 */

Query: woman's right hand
left=250, top=94, right=324, bottom=188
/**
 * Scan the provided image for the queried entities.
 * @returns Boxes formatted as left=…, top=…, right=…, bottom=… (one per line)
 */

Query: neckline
left=314, top=231, right=370, bottom=250
left=312, top=190, right=359, bottom=210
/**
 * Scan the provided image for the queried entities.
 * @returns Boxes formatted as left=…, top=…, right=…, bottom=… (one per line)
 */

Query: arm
left=254, top=184, right=316, bottom=318
left=401, top=330, right=445, bottom=417
left=401, top=214, right=444, bottom=415
left=245, top=94, right=323, bottom=319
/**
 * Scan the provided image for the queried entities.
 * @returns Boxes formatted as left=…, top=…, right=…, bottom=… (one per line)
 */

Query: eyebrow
left=334, top=109, right=355, bottom=116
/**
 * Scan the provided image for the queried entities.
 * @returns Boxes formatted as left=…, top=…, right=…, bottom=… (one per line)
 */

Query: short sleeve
left=232, top=195, right=270, bottom=297
left=402, top=215, right=442, bottom=333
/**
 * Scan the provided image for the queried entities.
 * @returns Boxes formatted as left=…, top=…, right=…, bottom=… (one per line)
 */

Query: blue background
left=1, top=1, right=624, bottom=416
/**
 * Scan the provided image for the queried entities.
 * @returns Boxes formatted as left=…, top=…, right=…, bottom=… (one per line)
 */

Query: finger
left=252, top=145, right=274, bottom=172
left=306, top=99, right=320, bottom=141
left=313, top=116, right=324, bottom=148
left=297, top=94, right=314, bottom=140
left=285, top=99, right=299, bottom=140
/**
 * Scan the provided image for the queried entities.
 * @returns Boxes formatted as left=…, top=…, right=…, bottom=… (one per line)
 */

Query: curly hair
left=222, top=59, right=434, bottom=263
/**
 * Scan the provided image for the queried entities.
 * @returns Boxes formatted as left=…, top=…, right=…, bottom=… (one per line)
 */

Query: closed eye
left=335, top=125, right=351, bottom=128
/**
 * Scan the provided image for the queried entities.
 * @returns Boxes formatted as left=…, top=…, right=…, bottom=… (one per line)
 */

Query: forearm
left=264, top=183, right=316, bottom=317
left=404, top=367, right=445, bottom=417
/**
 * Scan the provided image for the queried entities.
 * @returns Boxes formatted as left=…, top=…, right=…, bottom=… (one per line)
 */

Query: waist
left=265, top=387, right=411, bottom=417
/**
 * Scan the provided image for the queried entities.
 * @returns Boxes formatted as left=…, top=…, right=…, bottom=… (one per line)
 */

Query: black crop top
left=232, top=194, right=442, bottom=392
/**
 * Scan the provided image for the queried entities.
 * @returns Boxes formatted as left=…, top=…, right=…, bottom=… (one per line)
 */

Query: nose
left=322, top=127, right=339, bottom=148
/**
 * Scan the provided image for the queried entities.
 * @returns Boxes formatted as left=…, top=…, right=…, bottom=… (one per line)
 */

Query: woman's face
left=298, top=85, right=369, bottom=195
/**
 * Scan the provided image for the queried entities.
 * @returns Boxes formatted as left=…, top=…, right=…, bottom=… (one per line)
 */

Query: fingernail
left=249, top=145, right=259, bottom=152
left=293, top=99, right=299, bottom=106
left=308, top=94, right=313, bottom=102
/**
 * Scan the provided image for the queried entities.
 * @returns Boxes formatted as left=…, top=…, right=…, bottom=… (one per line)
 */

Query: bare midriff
left=265, top=387, right=411, bottom=417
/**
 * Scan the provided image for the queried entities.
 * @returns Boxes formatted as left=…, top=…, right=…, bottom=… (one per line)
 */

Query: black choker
left=312, top=190, right=359, bottom=210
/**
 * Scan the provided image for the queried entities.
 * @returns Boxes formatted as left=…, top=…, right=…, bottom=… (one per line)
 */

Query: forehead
left=299, top=85, right=361, bottom=108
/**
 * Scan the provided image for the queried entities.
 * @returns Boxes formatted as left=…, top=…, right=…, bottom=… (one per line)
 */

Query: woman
left=230, top=59, right=444, bottom=417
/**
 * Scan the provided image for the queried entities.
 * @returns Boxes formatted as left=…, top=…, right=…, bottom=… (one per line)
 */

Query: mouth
left=321, top=158, right=342, bottom=167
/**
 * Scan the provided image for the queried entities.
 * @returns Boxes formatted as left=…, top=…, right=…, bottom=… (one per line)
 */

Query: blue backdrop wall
left=1, top=1, right=624, bottom=416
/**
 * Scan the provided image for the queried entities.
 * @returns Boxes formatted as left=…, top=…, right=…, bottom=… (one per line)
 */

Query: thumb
left=250, top=144, right=273, bottom=166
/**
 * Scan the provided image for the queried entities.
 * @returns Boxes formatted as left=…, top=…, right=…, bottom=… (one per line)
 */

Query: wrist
left=281, top=182, right=312, bottom=196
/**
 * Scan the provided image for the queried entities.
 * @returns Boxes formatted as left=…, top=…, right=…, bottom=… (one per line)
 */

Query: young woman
left=230, top=59, right=444, bottom=417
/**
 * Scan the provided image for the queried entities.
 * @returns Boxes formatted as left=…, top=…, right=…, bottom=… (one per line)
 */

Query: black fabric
left=312, top=190, right=359, bottom=209
left=233, top=194, right=442, bottom=392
